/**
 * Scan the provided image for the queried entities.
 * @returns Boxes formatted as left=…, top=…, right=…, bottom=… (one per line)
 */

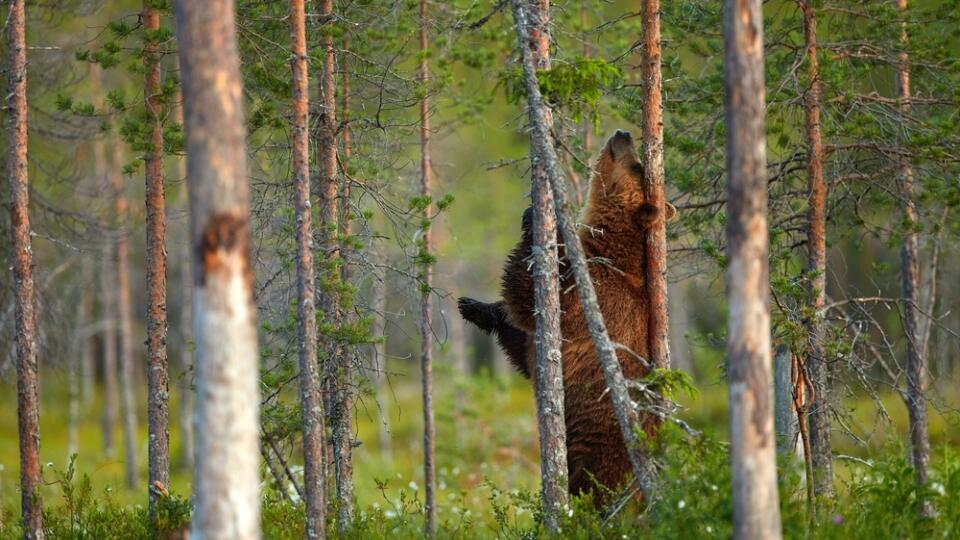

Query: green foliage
left=499, top=58, right=623, bottom=126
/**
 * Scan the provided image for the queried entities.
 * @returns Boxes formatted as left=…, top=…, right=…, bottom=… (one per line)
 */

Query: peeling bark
left=799, top=0, right=833, bottom=498
left=723, top=0, right=783, bottom=536
left=173, top=1, right=261, bottom=537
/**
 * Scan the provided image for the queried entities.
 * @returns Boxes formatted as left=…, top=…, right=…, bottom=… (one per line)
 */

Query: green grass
left=2, top=365, right=959, bottom=538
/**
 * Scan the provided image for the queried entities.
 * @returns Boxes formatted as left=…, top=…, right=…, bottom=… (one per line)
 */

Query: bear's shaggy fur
left=458, top=130, right=674, bottom=500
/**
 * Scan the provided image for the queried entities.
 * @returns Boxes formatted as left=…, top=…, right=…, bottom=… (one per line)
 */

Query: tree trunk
left=7, top=1, right=44, bottom=535
left=668, top=281, right=695, bottom=375
left=722, top=0, right=783, bottom=537
left=773, top=345, right=798, bottom=458
left=315, top=0, right=354, bottom=529
left=143, top=3, right=170, bottom=511
left=640, top=0, right=670, bottom=371
left=418, top=2, right=438, bottom=535
left=371, top=252, right=392, bottom=459
left=799, top=0, right=833, bottom=498
left=893, top=0, right=931, bottom=516
left=69, top=256, right=94, bottom=460
left=174, top=76, right=194, bottom=474
left=173, top=1, right=261, bottom=537
left=510, top=0, right=658, bottom=495
left=523, top=0, right=568, bottom=530
left=113, top=143, right=139, bottom=491
left=100, top=239, right=119, bottom=460
left=290, top=1, right=327, bottom=537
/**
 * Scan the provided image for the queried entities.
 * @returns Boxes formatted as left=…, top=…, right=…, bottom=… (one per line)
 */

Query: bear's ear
left=665, top=202, right=677, bottom=221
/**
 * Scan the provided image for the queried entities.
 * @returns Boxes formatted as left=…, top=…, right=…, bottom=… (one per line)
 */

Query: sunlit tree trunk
left=173, top=1, right=261, bottom=537
left=893, top=0, right=931, bottom=516
left=417, top=1, right=438, bottom=535
left=290, top=1, right=327, bottom=537
left=799, top=0, right=833, bottom=499
left=723, top=0, right=782, bottom=536
left=640, top=0, right=670, bottom=371
left=521, top=0, right=568, bottom=531
left=7, top=1, right=44, bottom=535
left=510, top=0, right=658, bottom=494
left=143, top=3, right=170, bottom=511
left=113, top=143, right=139, bottom=491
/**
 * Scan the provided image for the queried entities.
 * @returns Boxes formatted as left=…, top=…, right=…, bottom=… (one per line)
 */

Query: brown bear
left=458, top=129, right=675, bottom=501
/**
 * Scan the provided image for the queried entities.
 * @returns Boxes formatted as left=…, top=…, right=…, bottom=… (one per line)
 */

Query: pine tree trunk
left=893, top=0, right=931, bottom=515
left=143, top=3, right=170, bottom=510
left=799, top=0, right=833, bottom=498
left=773, top=345, right=798, bottom=457
left=510, top=0, right=658, bottom=495
left=69, top=256, right=94, bottom=459
left=290, top=1, right=327, bottom=537
left=417, top=1, right=438, bottom=535
left=173, top=1, right=261, bottom=537
left=100, top=239, right=119, bottom=460
left=640, top=0, right=670, bottom=371
left=722, top=0, right=782, bottom=536
left=113, top=143, right=139, bottom=490
left=522, top=0, right=568, bottom=530
left=315, top=0, right=354, bottom=528
left=7, top=1, right=44, bottom=535
left=173, top=80, right=194, bottom=473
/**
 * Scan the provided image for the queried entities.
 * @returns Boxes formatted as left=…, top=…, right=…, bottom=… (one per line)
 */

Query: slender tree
left=69, top=256, right=94, bottom=459
left=893, top=0, right=931, bottom=515
left=798, top=0, right=833, bottom=498
left=7, top=1, right=44, bottom=535
left=100, top=232, right=119, bottom=459
left=290, top=1, right=327, bottom=537
left=523, top=0, right=568, bottom=530
left=173, top=0, right=261, bottom=537
left=316, top=0, right=354, bottom=528
left=143, top=1, right=170, bottom=510
left=114, top=143, right=139, bottom=490
left=640, top=0, right=670, bottom=371
left=174, top=80, right=194, bottom=473
left=418, top=0, right=438, bottom=535
left=723, top=0, right=782, bottom=537
left=510, top=0, right=657, bottom=494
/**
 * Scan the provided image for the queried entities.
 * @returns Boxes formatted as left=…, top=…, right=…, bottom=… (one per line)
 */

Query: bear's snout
left=607, top=129, right=637, bottom=161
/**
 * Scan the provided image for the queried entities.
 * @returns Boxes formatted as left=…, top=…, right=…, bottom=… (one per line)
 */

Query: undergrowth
left=2, top=427, right=957, bottom=539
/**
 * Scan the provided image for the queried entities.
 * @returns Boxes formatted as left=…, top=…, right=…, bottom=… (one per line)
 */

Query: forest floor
left=1, top=364, right=958, bottom=538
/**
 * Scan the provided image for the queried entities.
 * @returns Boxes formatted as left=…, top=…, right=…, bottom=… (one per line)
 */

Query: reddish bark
left=143, top=3, right=170, bottom=511
left=799, top=0, right=833, bottom=498
left=7, top=1, right=44, bottom=536
left=640, top=0, right=670, bottom=371
left=290, top=1, right=327, bottom=537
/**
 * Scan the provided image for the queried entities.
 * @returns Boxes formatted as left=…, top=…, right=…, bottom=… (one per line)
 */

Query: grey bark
left=773, top=345, right=799, bottom=458
left=722, top=0, right=783, bottom=536
left=522, top=0, right=568, bottom=530
left=173, top=0, right=262, bottom=537
left=510, top=0, right=658, bottom=495
left=894, top=0, right=931, bottom=516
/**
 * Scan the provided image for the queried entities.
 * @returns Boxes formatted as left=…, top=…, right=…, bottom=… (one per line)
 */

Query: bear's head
left=584, top=130, right=676, bottom=225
